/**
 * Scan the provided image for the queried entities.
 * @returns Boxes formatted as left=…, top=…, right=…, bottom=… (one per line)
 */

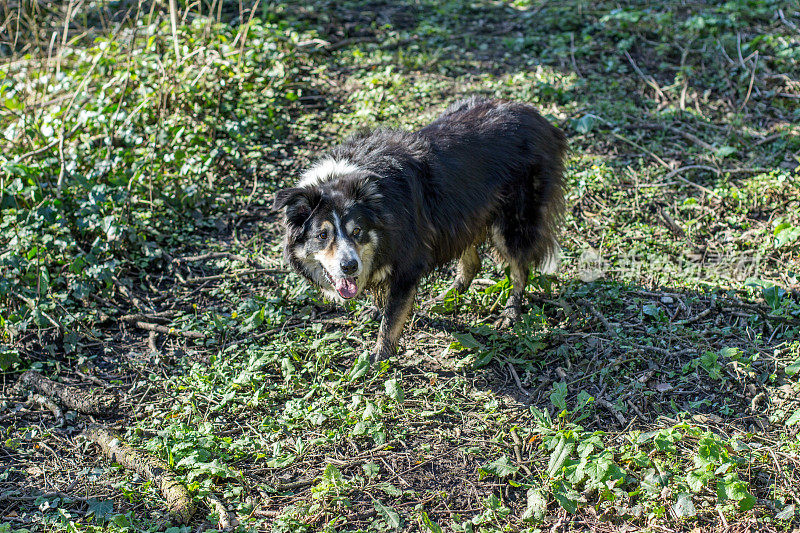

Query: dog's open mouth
left=323, top=270, right=358, bottom=299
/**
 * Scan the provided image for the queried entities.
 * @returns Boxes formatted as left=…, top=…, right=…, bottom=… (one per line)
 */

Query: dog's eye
left=352, top=227, right=361, bottom=237
left=318, top=231, right=328, bottom=240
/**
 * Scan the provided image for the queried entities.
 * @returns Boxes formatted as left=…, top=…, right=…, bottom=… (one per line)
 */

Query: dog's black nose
left=340, top=258, right=358, bottom=275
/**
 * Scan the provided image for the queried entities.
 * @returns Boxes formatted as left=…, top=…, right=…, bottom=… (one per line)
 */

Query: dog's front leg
left=370, top=280, right=417, bottom=365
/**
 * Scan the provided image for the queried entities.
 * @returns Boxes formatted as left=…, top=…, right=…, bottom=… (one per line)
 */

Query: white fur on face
left=313, top=212, right=362, bottom=281
left=297, top=157, right=361, bottom=187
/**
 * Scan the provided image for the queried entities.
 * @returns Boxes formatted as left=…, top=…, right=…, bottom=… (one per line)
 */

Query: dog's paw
left=369, top=344, right=395, bottom=366
left=493, top=305, right=521, bottom=329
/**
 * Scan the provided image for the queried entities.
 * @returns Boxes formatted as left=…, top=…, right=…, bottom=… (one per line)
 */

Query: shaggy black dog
left=274, top=96, right=567, bottom=364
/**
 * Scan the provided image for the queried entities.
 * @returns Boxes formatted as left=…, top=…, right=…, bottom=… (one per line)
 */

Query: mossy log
left=84, top=425, right=196, bottom=524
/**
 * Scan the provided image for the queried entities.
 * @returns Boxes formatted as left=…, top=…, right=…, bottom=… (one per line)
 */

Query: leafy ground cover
left=1, top=0, right=799, bottom=531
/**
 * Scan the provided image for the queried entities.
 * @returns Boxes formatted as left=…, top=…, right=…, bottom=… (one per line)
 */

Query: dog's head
left=273, top=172, right=385, bottom=301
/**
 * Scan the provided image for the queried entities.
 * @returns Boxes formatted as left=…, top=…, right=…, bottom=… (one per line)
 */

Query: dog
left=273, top=96, right=566, bottom=364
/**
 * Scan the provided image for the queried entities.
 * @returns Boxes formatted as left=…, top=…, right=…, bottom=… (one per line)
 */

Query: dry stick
left=205, top=493, right=236, bottom=530
left=18, top=370, right=118, bottom=416
left=577, top=299, right=618, bottom=339
left=168, top=0, right=180, bottom=62
left=128, top=321, right=206, bottom=340
left=623, top=50, right=666, bottom=101
left=506, top=362, right=530, bottom=397
left=596, top=397, right=627, bottom=426
left=675, top=308, right=714, bottom=325
left=778, top=8, right=800, bottom=35
left=30, top=393, right=64, bottom=426
left=738, top=51, right=758, bottom=112
left=667, top=126, right=715, bottom=152
left=84, top=425, right=195, bottom=524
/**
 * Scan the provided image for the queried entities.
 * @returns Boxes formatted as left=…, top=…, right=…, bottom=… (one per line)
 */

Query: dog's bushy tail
left=532, top=123, right=568, bottom=273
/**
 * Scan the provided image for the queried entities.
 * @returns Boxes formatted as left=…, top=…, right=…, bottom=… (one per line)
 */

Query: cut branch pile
left=17, top=370, right=118, bottom=416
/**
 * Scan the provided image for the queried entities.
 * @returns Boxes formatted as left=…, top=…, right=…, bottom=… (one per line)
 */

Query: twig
left=657, top=206, right=686, bottom=238
left=660, top=165, right=720, bottom=198
left=506, top=362, right=530, bottom=397
left=667, top=126, right=715, bottom=152
left=128, top=321, right=206, bottom=340
left=578, top=299, right=618, bottom=339
left=675, top=308, right=714, bottom=325
left=206, top=493, right=237, bottom=529
left=609, top=131, right=671, bottom=169
left=623, top=50, right=666, bottom=101
left=738, top=51, right=758, bottom=112
left=778, top=9, right=800, bottom=35
left=596, top=397, right=627, bottom=426
left=30, top=393, right=64, bottom=426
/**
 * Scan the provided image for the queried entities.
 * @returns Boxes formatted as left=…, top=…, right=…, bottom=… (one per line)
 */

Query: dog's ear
left=345, top=174, right=382, bottom=205
left=273, top=187, right=320, bottom=224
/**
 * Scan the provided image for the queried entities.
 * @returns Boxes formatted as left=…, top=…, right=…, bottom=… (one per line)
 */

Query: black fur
left=274, top=97, right=567, bottom=364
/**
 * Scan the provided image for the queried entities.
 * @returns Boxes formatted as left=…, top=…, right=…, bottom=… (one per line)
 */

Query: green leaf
left=552, top=481, right=579, bottom=513
left=374, top=499, right=402, bottom=529
left=384, top=378, right=404, bottom=402
left=363, top=462, right=380, bottom=478
left=715, top=145, right=736, bottom=158
left=86, top=498, right=114, bottom=520
left=0, top=348, right=20, bottom=371
left=549, top=381, right=568, bottom=412
left=349, top=353, right=370, bottom=380
left=420, top=511, right=443, bottom=533
left=572, top=114, right=596, bottom=134
left=674, top=493, right=696, bottom=518
left=786, top=410, right=800, bottom=427
left=481, top=455, right=519, bottom=478
left=785, top=358, right=800, bottom=377
left=717, top=474, right=755, bottom=511
left=521, top=487, right=547, bottom=522
left=450, top=331, right=483, bottom=350
left=547, top=434, right=575, bottom=478
left=376, top=482, right=402, bottom=497
left=776, top=504, right=795, bottom=521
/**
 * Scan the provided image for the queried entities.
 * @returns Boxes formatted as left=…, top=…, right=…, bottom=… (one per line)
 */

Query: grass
left=0, top=0, right=799, bottom=531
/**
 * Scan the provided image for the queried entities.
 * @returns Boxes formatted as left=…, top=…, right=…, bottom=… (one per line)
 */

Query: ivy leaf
left=86, top=498, right=114, bottom=521
left=552, top=481, right=579, bottom=513
left=450, top=331, right=483, bottom=350
left=377, top=482, right=402, bottom=497
left=549, top=381, right=568, bottom=412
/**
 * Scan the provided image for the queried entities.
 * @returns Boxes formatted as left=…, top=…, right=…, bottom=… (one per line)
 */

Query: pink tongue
left=334, top=277, right=358, bottom=299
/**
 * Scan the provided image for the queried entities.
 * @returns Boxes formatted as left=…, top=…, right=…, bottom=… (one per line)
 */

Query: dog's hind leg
left=371, top=280, right=417, bottom=365
left=454, top=245, right=481, bottom=293
left=426, top=244, right=481, bottom=305
left=496, top=256, right=529, bottom=328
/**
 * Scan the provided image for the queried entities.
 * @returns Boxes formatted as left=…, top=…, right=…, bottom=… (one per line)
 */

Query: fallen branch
left=84, top=425, right=195, bottom=524
left=596, top=397, right=627, bottom=426
left=128, top=321, right=206, bottom=339
left=205, top=493, right=237, bottom=530
left=30, top=393, right=64, bottom=426
left=17, top=371, right=118, bottom=416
